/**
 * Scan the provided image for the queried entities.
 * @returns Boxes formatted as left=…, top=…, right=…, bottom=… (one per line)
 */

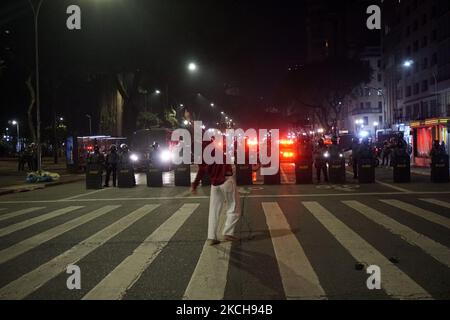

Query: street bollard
left=174, top=164, right=191, bottom=186
left=118, top=166, right=136, bottom=188
left=431, top=155, right=449, bottom=183
left=236, top=164, right=253, bottom=186
left=147, top=163, right=163, bottom=187
left=86, top=163, right=103, bottom=189
left=393, top=155, right=411, bottom=183
left=328, top=158, right=346, bottom=184
left=295, top=159, right=313, bottom=184
left=358, top=158, right=375, bottom=183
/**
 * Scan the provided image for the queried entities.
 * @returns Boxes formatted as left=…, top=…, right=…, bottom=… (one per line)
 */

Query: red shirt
left=192, top=164, right=233, bottom=189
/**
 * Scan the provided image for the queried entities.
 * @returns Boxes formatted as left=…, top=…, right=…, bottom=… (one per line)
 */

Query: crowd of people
left=17, top=143, right=38, bottom=172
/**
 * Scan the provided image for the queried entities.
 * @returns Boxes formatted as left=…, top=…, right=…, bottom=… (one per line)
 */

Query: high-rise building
left=381, top=0, right=450, bottom=166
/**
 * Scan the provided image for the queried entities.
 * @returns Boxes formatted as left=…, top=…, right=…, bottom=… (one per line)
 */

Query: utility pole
left=28, top=0, right=44, bottom=171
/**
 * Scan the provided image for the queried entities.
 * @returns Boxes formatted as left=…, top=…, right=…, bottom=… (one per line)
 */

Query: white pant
left=208, top=177, right=241, bottom=240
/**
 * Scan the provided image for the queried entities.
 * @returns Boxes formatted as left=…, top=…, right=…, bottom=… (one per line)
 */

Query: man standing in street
left=191, top=145, right=241, bottom=246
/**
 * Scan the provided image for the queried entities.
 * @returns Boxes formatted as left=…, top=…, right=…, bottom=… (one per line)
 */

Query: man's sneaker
left=207, top=239, right=220, bottom=246
left=224, top=235, right=239, bottom=242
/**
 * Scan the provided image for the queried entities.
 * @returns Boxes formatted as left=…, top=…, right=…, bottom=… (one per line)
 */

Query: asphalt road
left=0, top=165, right=449, bottom=300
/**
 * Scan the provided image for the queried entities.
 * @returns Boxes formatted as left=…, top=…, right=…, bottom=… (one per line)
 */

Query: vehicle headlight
left=324, top=152, right=330, bottom=158
left=339, top=153, right=343, bottom=158
left=160, top=150, right=172, bottom=162
left=130, top=154, right=139, bottom=162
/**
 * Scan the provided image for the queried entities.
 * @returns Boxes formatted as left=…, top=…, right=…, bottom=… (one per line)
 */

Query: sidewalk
left=0, top=157, right=85, bottom=196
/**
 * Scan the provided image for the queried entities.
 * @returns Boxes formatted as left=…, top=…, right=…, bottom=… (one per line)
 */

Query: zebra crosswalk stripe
left=302, top=201, right=432, bottom=299
left=0, top=207, right=45, bottom=223
left=419, top=198, right=450, bottom=209
left=0, top=204, right=159, bottom=300
left=0, top=205, right=121, bottom=265
left=343, top=200, right=450, bottom=268
left=183, top=206, right=230, bottom=300
left=262, top=202, right=325, bottom=299
left=380, top=199, right=450, bottom=229
left=83, top=203, right=199, bottom=300
left=0, top=206, right=84, bottom=238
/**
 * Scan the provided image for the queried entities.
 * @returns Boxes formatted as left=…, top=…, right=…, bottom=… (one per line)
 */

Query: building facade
left=381, top=0, right=450, bottom=166
left=347, top=47, right=385, bottom=138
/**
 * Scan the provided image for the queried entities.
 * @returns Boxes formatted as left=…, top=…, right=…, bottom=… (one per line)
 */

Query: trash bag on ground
left=26, top=171, right=61, bottom=183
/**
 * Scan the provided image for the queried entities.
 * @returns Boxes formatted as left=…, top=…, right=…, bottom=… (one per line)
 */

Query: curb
left=0, top=176, right=85, bottom=196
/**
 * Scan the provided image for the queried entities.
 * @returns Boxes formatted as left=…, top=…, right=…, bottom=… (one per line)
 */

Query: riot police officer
left=328, top=136, right=343, bottom=159
left=349, top=138, right=360, bottom=179
left=314, top=138, right=328, bottom=183
left=104, top=145, right=119, bottom=187
left=87, top=145, right=105, bottom=166
left=119, top=144, right=136, bottom=186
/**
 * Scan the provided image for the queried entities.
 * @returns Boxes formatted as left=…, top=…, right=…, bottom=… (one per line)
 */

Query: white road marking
left=0, top=206, right=83, bottom=238
left=419, top=198, right=450, bottom=209
left=375, top=180, right=411, bottom=193
left=0, top=205, right=120, bottom=265
left=262, top=202, right=325, bottom=299
left=60, top=188, right=107, bottom=201
left=0, top=204, right=159, bottom=300
left=302, top=201, right=432, bottom=299
left=83, top=203, right=199, bottom=300
left=1, top=191, right=450, bottom=204
left=343, top=200, right=450, bottom=268
left=183, top=210, right=230, bottom=300
left=0, top=207, right=45, bottom=223
left=380, top=199, right=450, bottom=230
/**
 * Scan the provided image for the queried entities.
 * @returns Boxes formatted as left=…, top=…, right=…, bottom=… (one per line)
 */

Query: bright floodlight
left=188, top=62, right=197, bottom=72
left=403, top=60, right=414, bottom=68
left=359, top=130, right=369, bottom=138
left=221, top=111, right=224, bottom=114
left=373, top=121, right=379, bottom=126
left=11, top=120, right=17, bottom=125
left=210, top=103, right=214, bottom=107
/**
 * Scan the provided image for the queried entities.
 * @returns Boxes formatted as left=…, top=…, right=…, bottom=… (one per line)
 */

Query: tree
left=136, top=111, right=161, bottom=129
left=281, top=57, right=372, bottom=132
left=163, top=107, right=179, bottom=128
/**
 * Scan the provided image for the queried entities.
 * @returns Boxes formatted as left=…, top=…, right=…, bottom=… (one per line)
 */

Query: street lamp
left=188, top=62, right=197, bottom=72
left=155, top=89, right=161, bottom=95
left=28, top=0, right=44, bottom=171
left=210, top=103, right=214, bottom=107
left=11, top=120, right=20, bottom=152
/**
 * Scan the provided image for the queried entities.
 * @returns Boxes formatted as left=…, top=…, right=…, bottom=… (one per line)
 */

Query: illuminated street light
left=155, top=89, right=161, bottom=94
left=210, top=103, right=214, bottom=107
left=373, top=121, right=379, bottom=127
left=10, top=120, right=20, bottom=152
left=183, top=120, right=189, bottom=126
left=403, top=60, right=414, bottom=68
left=188, top=62, right=197, bottom=72
left=221, top=111, right=224, bottom=115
